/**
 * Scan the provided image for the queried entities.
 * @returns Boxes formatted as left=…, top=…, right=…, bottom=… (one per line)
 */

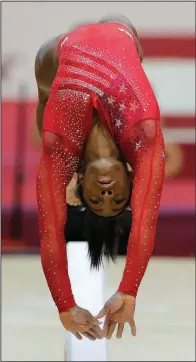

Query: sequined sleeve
left=118, top=119, right=165, bottom=297
left=36, top=132, right=80, bottom=313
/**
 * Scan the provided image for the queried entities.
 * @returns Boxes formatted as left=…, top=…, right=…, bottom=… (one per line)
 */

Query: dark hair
left=75, top=173, right=133, bottom=269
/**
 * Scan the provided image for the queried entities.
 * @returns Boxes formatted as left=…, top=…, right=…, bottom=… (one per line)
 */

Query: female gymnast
left=35, top=14, right=165, bottom=341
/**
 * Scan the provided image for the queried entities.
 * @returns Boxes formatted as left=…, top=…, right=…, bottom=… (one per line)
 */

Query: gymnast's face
left=82, top=158, right=131, bottom=217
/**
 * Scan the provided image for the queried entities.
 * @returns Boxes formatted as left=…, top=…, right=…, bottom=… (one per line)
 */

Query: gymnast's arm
left=37, top=133, right=79, bottom=314
left=34, top=36, right=80, bottom=315
left=118, top=119, right=165, bottom=297
left=36, top=134, right=104, bottom=341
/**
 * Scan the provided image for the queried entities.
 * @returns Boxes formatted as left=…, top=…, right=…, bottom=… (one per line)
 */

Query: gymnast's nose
left=100, top=189, right=114, bottom=196
left=97, top=180, right=115, bottom=196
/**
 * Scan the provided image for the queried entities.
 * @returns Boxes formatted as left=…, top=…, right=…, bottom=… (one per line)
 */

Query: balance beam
left=66, top=242, right=107, bottom=361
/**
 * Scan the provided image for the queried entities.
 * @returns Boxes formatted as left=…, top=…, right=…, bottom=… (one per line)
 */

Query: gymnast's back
left=35, top=22, right=138, bottom=96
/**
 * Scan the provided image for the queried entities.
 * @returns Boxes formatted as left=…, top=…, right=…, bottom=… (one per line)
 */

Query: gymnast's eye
left=114, top=198, right=125, bottom=205
left=90, top=198, right=100, bottom=205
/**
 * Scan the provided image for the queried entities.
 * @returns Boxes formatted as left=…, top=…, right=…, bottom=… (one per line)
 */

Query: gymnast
left=35, top=14, right=165, bottom=341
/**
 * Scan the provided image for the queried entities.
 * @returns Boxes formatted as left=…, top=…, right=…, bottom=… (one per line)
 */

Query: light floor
left=2, top=254, right=195, bottom=361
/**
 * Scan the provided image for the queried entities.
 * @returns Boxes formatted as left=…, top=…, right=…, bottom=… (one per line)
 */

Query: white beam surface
left=66, top=242, right=107, bottom=361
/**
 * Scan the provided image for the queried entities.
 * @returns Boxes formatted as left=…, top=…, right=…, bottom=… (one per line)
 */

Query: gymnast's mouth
left=97, top=179, right=113, bottom=185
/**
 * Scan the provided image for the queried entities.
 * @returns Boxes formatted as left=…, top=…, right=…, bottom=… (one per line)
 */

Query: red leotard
left=36, top=23, right=165, bottom=313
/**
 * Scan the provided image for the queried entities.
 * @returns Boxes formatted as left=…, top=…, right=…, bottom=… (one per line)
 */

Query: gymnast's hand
left=60, top=306, right=104, bottom=341
left=96, top=292, right=136, bottom=339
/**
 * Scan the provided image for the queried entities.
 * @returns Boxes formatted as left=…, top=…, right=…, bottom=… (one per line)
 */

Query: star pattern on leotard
left=135, top=140, right=142, bottom=151
left=108, top=96, right=115, bottom=105
left=130, top=102, right=138, bottom=112
left=119, top=84, right=127, bottom=93
left=116, top=119, right=122, bottom=128
left=119, top=103, right=125, bottom=111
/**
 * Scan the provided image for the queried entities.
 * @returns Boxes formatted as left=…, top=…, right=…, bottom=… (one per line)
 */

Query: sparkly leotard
left=36, top=23, right=165, bottom=313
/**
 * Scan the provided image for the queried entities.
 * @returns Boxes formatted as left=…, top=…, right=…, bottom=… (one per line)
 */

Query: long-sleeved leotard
left=117, top=120, right=165, bottom=297
left=36, top=90, right=94, bottom=313
left=37, top=133, right=78, bottom=312
left=37, top=22, right=165, bottom=313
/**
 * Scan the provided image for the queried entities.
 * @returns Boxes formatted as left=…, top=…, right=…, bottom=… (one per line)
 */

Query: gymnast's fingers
left=73, top=332, right=83, bottom=340
left=82, top=322, right=103, bottom=338
left=96, top=305, right=109, bottom=319
left=129, top=320, right=136, bottom=336
left=91, top=325, right=104, bottom=338
left=81, top=332, right=96, bottom=341
left=85, top=311, right=102, bottom=326
left=116, top=323, right=124, bottom=339
left=106, top=321, right=117, bottom=340
left=87, top=327, right=103, bottom=339
left=103, top=315, right=110, bottom=336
